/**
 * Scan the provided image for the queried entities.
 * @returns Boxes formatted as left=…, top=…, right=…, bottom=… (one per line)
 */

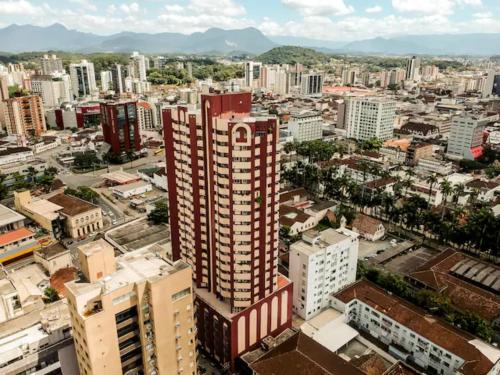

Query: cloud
left=120, top=3, right=140, bottom=14
left=392, top=0, right=481, bottom=14
left=366, top=6, right=383, bottom=13
left=0, top=0, right=39, bottom=15
left=281, top=0, right=354, bottom=16
left=68, top=0, right=97, bottom=12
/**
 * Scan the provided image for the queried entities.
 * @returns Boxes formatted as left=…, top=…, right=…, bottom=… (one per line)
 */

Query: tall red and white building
left=163, top=92, right=292, bottom=369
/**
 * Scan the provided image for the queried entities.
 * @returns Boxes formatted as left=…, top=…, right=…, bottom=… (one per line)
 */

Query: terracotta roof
left=279, top=188, right=307, bottom=204
left=280, top=205, right=312, bottom=227
left=352, top=214, right=383, bottom=236
left=409, top=249, right=500, bottom=322
left=0, top=227, right=34, bottom=246
left=466, top=179, right=499, bottom=191
left=47, top=193, right=98, bottom=217
left=250, top=331, right=364, bottom=375
left=50, top=267, right=77, bottom=298
left=383, top=362, right=419, bottom=375
left=365, top=178, right=397, bottom=190
left=333, top=280, right=497, bottom=375
left=350, top=353, right=389, bottom=375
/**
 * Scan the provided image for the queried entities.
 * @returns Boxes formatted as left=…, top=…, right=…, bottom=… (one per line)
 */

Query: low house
left=110, top=181, right=153, bottom=199
left=351, top=214, right=385, bottom=241
left=280, top=205, right=317, bottom=236
left=34, top=243, right=72, bottom=275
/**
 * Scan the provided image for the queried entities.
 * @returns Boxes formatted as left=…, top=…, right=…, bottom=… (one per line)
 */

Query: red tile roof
left=0, top=227, right=34, bottom=246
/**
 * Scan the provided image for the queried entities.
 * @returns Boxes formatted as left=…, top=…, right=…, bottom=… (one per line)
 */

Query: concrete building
left=346, top=97, right=396, bottom=141
left=40, top=54, right=63, bottom=75
left=244, top=61, right=262, bottom=88
left=0, top=300, right=77, bottom=375
left=14, top=191, right=103, bottom=239
left=111, top=64, right=126, bottom=94
left=405, top=56, right=421, bottom=81
left=287, top=110, right=322, bottom=142
left=101, top=101, right=141, bottom=157
left=341, top=68, right=356, bottom=86
left=129, top=52, right=147, bottom=82
left=31, top=74, right=72, bottom=108
left=137, top=101, right=156, bottom=130
left=290, top=228, right=359, bottom=320
left=100, top=70, right=112, bottom=92
left=111, top=181, right=153, bottom=198
left=446, top=114, right=498, bottom=160
left=66, top=241, right=196, bottom=375
left=0, top=204, right=25, bottom=234
left=69, top=60, right=97, bottom=98
left=163, top=92, right=292, bottom=369
left=34, top=243, right=72, bottom=276
left=405, top=142, right=433, bottom=166
left=482, top=70, right=496, bottom=98
left=1, top=95, right=46, bottom=138
left=0, top=147, right=34, bottom=166
left=331, top=280, right=500, bottom=375
left=300, top=72, right=323, bottom=96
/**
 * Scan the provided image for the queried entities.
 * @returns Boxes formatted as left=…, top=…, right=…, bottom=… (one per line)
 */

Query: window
left=172, top=287, right=191, bottom=301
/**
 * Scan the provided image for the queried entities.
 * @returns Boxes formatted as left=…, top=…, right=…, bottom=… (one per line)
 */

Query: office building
left=244, top=61, right=262, bottom=88
left=111, top=64, right=126, bottom=94
left=101, top=101, right=141, bottom=156
left=40, top=54, right=64, bottom=75
left=345, top=97, right=396, bottom=141
left=66, top=240, right=196, bottom=375
left=31, top=73, right=72, bottom=108
left=300, top=72, right=323, bottom=96
left=331, top=280, right=500, bottom=375
left=446, top=114, right=498, bottom=160
left=69, top=60, right=97, bottom=98
left=1, top=95, right=46, bottom=138
left=100, top=70, right=112, bottom=92
left=290, top=228, right=359, bottom=320
left=287, top=110, right=323, bottom=142
left=129, top=51, right=147, bottom=82
left=405, top=56, right=421, bottom=81
left=163, top=92, right=292, bottom=369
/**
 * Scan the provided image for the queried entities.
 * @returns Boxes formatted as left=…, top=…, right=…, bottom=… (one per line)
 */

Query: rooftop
left=102, top=170, right=141, bottom=184
left=0, top=204, right=25, bottom=227
left=250, top=331, right=364, bottom=375
left=0, top=227, right=34, bottom=247
left=47, top=193, right=98, bottom=217
left=35, top=242, right=69, bottom=260
left=111, top=180, right=151, bottom=193
left=291, top=228, right=354, bottom=256
left=0, top=147, right=32, bottom=157
left=333, top=280, right=500, bottom=375
left=106, top=218, right=170, bottom=253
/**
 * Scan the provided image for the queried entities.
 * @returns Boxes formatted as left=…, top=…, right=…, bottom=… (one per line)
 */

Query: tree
left=73, top=151, right=101, bottom=170
left=43, top=287, right=60, bottom=303
left=26, top=167, right=37, bottom=183
left=0, top=175, right=8, bottom=200
left=425, top=174, right=438, bottom=204
left=148, top=200, right=168, bottom=224
left=439, top=179, right=453, bottom=220
left=65, top=186, right=99, bottom=203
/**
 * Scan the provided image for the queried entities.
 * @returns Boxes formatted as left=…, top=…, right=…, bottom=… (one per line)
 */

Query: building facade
left=69, top=60, right=97, bottom=98
left=287, top=111, right=323, bottom=142
left=346, top=97, right=396, bottom=141
left=66, top=241, right=196, bottom=375
left=100, top=101, right=141, bottom=156
left=300, top=72, right=323, bottom=96
left=289, top=228, right=359, bottom=320
left=163, top=92, right=292, bottom=369
left=1, top=95, right=46, bottom=138
left=40, top=54, right=64, bottom=75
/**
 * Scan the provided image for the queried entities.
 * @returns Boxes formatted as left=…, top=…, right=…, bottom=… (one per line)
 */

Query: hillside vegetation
left=256, top=46, right=329, bottom=67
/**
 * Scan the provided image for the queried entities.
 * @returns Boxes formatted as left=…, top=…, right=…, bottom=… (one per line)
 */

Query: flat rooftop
left=67, top=248, right=188, bottom=300
left=111, top=180, right=151, bottom=193
left=291, top=228, right=355, bottom=256
left=0, top=204, right=25, bottom=227
left=107, top=218, right=170, bottom=253
left=102, top=170, right=141, bottom=184
left=24, top=199, right=62, bottom=221
left=34, top=242, right=69, bottom=260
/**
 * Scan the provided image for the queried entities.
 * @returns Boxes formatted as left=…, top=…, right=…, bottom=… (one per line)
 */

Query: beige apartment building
left=65, top=239, right=196, bottom=375
left=1, top=95, right=46, bottom=138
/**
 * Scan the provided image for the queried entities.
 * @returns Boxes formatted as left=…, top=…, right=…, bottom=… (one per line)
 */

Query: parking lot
left=358, top=236, right=401, bottom=260
left=384, top=246, right=438, bottom=275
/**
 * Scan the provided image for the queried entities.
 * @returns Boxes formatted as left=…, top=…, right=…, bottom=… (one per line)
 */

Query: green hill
left=256, top=46, right=329, bottom=67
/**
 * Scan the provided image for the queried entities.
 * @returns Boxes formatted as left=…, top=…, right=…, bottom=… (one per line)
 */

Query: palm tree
left=439, top=179, right=453, bottom=220
left=27, top=167, right=37, bottom=183
left=452, top=183, right=466, bottom=205
left=425, top=174, right=438, bottom=205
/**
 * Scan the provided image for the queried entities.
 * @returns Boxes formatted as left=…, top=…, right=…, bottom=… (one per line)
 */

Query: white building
left=346, top=97, right=396, bottom=141
left=40, top=54, right=63, bottom=75
left=110, top=64, right=125, bottom=94
left=405, top=56, right=421, bottom=81
left=244, top=61, right=262, bottom=88
left=69, top=60, right=97, bottom=98
left=288, top=111, right=323, bottom=142
left=100, top=70, right=112, bottom=92
left=290, top=227, right=359, bottom=320
left=110, top=181, right=152, bottom=198
left=447, top=114, right=498, bottom=160
left=300, top=72, right=323, bottom=96
left=482, top=70, right=496, bottom=98
left=331, top=280, right=500, bottom=375
left=137, top=101, right=157, bottom=130
left=129, top=51, right=147, bottom=82
left=0, top=147, right=34, bottom=166
left=416, top=158, right=453, bottom=176
left=31, top=73, right=72, bottom=108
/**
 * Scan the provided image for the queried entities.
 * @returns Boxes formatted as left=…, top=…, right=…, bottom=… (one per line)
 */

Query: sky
left=1, top=0, right=500, bottom=42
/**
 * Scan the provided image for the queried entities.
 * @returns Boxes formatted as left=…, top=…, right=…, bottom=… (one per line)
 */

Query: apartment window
left=172, top=287, right=191, bottom=301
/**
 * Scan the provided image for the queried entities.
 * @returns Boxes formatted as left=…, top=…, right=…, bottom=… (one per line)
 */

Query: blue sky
left=0, top=0, right=500, bottom=41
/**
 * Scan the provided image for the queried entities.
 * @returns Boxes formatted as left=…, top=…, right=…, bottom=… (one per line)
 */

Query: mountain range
left=2, top=23, right=500, bottom=56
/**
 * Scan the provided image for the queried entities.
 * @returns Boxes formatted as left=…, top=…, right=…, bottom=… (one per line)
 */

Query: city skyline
left=0, top=0, right=500, bottom=42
